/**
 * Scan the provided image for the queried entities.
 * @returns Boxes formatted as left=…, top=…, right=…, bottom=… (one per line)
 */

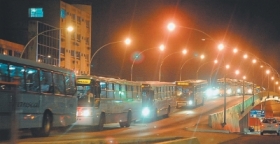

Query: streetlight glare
left=167, top=22, right=176, bottom=31
left=214, top=59, right=218, bottom=64
left=266, top=70, right=270, bottom=74
left=233, top=48, right=238, bottom=53
left=243, top=54, right=248, bottom=59
left=218, top=43, right=224, bottom=51
left=182, top=49, right=187, bottom=54
left=225, top=64, right=230, bottom=69
left=124, top=38, right=131, bottom=45
left=235, top=70, right=240, bottom=75
left=200, top=54, right=205, bottom=59
left=67, top=26, right=74, bottom=32
left=243, top=76, right=246, bottom=79
left=252, top=59, right=257, bottom=63
left=159, top=44, right=165, bottom=51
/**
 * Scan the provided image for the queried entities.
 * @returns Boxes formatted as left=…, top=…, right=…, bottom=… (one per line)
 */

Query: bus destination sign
left=76, top=79, right=91, bottom=85
left=176, top=82, right=190, bottom=86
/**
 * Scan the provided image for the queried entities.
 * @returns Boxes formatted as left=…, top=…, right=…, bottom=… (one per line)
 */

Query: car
left=260, top=117, right=280, bottom=135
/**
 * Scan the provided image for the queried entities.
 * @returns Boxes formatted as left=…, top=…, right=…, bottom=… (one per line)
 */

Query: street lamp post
left=130, top=44, right=165, bottom=81
left=159, top=49, right=187, bottom=81
left=241, top=75, right=246, bottom=114
left=266, top=70, right=270, bottom=97
left=252, top=59, right=256, bottom=106
left=222, top=64, right=230, bottom=127
left=20, top=26, right=74, bottom=58
left=89, top=38, right=131, bottom=75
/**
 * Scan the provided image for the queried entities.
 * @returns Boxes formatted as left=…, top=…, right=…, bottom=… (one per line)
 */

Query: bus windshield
left=77, top=85, right=93, bottom=107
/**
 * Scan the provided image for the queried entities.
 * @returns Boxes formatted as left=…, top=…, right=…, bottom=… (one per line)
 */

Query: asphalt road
left=2, top=95, right=278, bottom=144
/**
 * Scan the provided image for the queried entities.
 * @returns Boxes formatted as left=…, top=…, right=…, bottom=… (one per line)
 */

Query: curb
left=186, top=127, right=230, bottom=134
left=155, top=137, right=200, bottom=144
left=17, top=137, right=185, bottom=144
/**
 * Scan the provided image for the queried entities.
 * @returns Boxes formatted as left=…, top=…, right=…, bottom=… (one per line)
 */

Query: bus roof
left=0, top=54, right=74, bottom=74
left=76, top=75, right=141, bottom=85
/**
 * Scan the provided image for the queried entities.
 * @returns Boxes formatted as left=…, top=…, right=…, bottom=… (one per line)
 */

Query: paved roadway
left=2, top=95, right=279, bottom=144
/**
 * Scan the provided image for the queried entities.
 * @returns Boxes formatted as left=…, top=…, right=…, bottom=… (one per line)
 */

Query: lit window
left=60, top=9, right=66, bottom=18
left=28, top=8, right=44, bottom=18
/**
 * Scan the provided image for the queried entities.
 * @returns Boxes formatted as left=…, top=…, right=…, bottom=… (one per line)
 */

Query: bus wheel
left=98, top=113, right=105, bottom=131
left=31, top=112, right=52, bottom=137
left=165, top=105, right=171, bottom=118
left=125, top=110, right=132, bottom=127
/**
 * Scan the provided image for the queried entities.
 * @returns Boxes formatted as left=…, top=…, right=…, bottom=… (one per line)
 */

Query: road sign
left=250, top=110, right=265, bottom=118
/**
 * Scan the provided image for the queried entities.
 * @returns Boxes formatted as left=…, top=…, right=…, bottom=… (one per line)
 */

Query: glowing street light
left=167, top=23, right=176, bottom=31
left=235, top=70, right=240, bottom=75
left=218, top=43, right=225, bottom=51
left=130, top=44, right=165, bottom=81
left=233, top=48, right=238, bottom=53
left=20, top=26, right=74, bottom=58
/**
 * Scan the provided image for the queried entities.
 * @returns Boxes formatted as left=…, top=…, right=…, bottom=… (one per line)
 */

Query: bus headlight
left=142, top=107, right=150, bottom=117
left=188, top=100, right=193, bottom=105
left=82, top=110, right=90, bottom=116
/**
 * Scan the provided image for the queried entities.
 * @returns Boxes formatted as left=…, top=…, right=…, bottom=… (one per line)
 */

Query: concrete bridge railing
left=207, top=91, right=275, bottom=132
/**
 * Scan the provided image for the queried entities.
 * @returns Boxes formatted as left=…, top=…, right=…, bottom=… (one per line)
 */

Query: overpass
left=208, top=91, right=280, bottom=133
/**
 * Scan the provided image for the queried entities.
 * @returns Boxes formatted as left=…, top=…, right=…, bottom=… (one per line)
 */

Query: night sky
left=67, top=0, right=280, bottom=84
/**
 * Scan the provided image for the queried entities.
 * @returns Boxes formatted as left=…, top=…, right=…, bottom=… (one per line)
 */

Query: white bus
left=75, top=75, right=142, bottom=130
left=0, top=54, right=77, bottom=137
left=175, top=80, right=207, bottom=108
left=140, top=81, right=176, bottom=121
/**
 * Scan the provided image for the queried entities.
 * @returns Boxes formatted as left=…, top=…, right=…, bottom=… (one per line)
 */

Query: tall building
left=0, top=0, right=91, bottom=75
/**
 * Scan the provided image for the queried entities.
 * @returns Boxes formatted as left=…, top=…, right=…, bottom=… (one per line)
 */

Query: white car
left=260, top=118, right=280, bottom=135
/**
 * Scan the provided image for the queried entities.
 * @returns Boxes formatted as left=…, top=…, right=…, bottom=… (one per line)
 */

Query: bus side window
left=65, top=73, right=76, bottom=95
left=40, top=70, right=53, bottom=93
left=0, top=62, right=8, bottom=82
left=9, top=64, right=25, bottom=91
left=25, top=67, right=39, bottom=92
left=53, top=72, right=65, bottom=95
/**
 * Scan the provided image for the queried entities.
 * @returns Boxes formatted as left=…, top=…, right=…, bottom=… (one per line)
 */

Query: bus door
left=93, top=81, right=101, bottom=108
left=141, top=89, right=154, bottom=118
left=142, top=89, right=154, bottom=106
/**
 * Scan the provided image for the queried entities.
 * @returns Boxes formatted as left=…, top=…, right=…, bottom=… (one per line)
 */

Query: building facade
left=0, top=39, right=23, bottom=57
left=0, top=0, right=91, bottom=75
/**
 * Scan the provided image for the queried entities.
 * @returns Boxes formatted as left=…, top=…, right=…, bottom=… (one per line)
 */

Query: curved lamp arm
left=159, top=51, right=180, bottom=81
left=20, top=28, right=61, bottom=58
left=90, top=41, right=122, bottom=63
left=130, top=47, right=155, bottom=81
left=179, top=57, right=195, bottom=81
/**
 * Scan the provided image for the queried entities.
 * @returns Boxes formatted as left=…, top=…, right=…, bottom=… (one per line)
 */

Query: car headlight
left=82, top=110, right=90, bottom=116
left=142, top=107, right=150, bottom=117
